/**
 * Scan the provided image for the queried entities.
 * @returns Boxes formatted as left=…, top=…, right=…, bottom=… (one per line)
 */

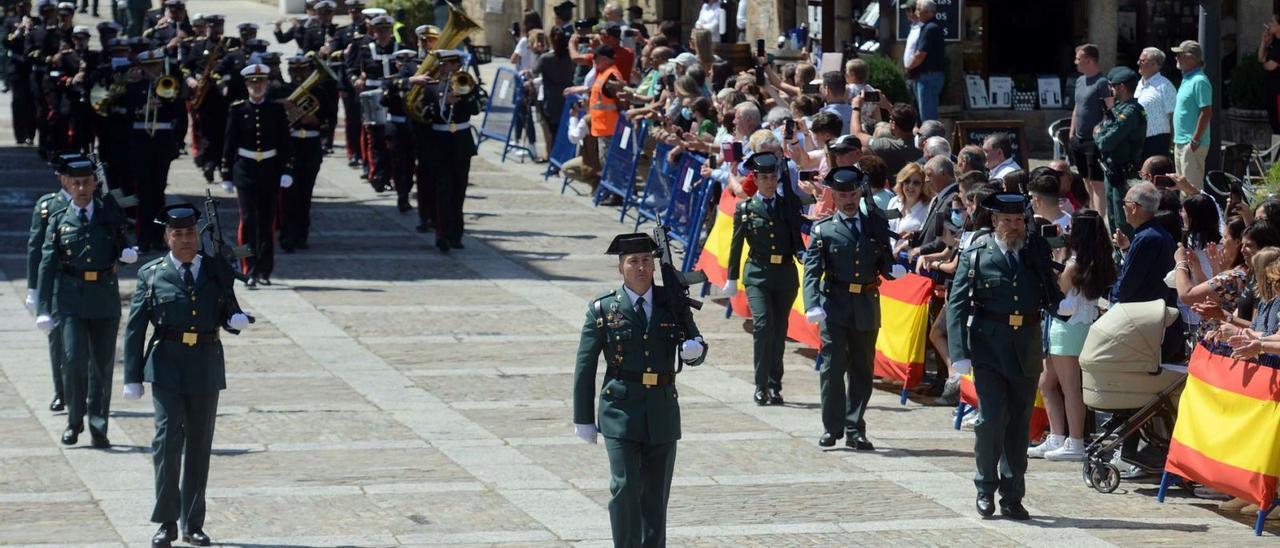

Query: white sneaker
left=961, top=411, right=981, bottom=430
left=1045, top=438, right=1086, bottom=461
left=1028, top=435, right=1064, bottom=459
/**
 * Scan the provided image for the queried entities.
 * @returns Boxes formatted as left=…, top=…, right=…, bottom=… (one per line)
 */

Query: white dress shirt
left=990, top=157, right=1020, bottom=179
left=695, top=1, right=722, bottom=42
left=1135, top=73, right=1177, bottom=137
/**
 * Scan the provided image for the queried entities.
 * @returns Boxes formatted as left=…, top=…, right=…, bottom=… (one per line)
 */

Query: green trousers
left=604, top=437, right=677, bottom=548
left=746, top=281, right=796, bottom=391
left=818, top=323, right=877, bottom=437
left=61, top=316, right=118, bottom=437
left=972, top=364, right=1037, bottom=502
left=47, top=316, right=64, bottom=398
left=151, top=386, right=220, bottom=530
left=1104, top=171, right=1134, bottom=239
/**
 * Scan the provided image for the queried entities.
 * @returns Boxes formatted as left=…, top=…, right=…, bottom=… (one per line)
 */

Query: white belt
left=365, top=79, right=384, bottom=87
left=238, top=147, right=278, bottom=161
left=132, top=122, right=173, bottom=130
left=387, top=115, right=406, bottom=123
left=432, top=122, right=470, bottom=132
left=291, top=129, right=321, bottom=138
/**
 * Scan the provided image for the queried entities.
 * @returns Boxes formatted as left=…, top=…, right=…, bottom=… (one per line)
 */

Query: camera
left=863, top=89, right=880, bottom=102
left=574, top=18, right=598, bottom=31
left=1040, top=224, right=1060, bottom=239
left=1152, top=174, right=1175, bottom=189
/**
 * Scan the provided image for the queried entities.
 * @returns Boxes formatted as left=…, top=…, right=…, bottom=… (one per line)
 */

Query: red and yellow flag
left=1165, top=345, right=1280, bottom=507
left=959, top=374, right=1050, bottom=438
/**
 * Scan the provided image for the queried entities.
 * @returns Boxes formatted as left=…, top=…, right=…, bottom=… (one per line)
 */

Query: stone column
left=1087, top=0, right=1118, bottom=68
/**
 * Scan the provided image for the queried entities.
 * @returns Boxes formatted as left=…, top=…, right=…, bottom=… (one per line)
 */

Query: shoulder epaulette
left=141, top=257, right=165, bottom=272
left=592, top=290, right=616, bottom=303
left=231, top=99, right=245, bottom=107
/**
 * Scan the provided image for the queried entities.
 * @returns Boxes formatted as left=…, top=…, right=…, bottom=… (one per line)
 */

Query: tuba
left=404, top=1, right=480, bottom=124
left=284, top=52, right=337, bottom=125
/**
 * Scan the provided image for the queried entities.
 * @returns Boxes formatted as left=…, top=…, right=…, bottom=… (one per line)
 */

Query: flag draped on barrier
left=959, top=373, right=1050, bottom=437
left=1165, top=344, right=1280, bottom=509
left=695, top=187, right=931, bottom=386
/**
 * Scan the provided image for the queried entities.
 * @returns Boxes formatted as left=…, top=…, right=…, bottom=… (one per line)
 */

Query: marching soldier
left=35, top=154, right=137, bottom=447
left=143, top=0, right=191, bottom=49
left=221, top=63, right=292, bottom=287
left=802, top=166, right=902, bottom=451
left=946, top=192, right=1063, bottom=521
left=27, top=156, right=73, bottom=412
left=409, top=49, right=480, bottom=253
left=1094, top=65, right=1146, bottom=237
left=6, top=0, right=39, bottom=144
left=122, top=204, right=252, bottom=548
left=181, top=13, right=226, bottom=183
left=213, top=23, right=258, bottom=105
left=408, top=35, right=436, bottom=233
left=26, top=0, right=66, bottom=159
left=724, top=152, right=804, bottom=406
left=125, top=48, right=185, bottom=251
left=414, top=24, right=439, bottom=58
left=348, top=14, right=399, bottom=190
left=279, top=54, right=333, bottom=252
left=332, top=0, right=368, bottom=168
left=271, top=0, right=313, bottom=50
left=299, top=0, right=337, bottom=54
left=572, top=233, right=707, bottom=548
left=385, top=48, right=416, bottom=212
left=47, top=24, right=88, bottom=154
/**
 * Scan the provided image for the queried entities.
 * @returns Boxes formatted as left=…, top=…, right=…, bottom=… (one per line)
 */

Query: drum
left=359, top=89, right=387, bottom=126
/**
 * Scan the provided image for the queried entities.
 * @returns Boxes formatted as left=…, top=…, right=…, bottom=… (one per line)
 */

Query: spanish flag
left=1165, top=344, right=1280, bottom=508
left=959, top=374, right=1050, bottom=438
left=695, top=187, right=930, bottom=387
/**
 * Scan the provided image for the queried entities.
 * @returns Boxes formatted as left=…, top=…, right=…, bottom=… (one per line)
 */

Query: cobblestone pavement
left=0, top=3, right=1276, bottom=546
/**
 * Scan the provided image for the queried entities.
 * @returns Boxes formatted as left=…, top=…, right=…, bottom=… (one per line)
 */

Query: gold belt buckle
left=641, top=372, right=658, bottom=387
left=848, top=283, right=862, bottom=294
left=254, top=150, right=263, bottom=161
left=181, top=332, right=198, bottom=346
left=1009, top=314, right=1024, bottom=328
left=770, top=254, right=782, bottom=264
left=84, top=271, right=98, bottom=281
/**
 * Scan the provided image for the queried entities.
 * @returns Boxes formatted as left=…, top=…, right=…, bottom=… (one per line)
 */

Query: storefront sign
left=897, top=0, right=962, bottom=42
left=953, top=120, right=1027, bottom=169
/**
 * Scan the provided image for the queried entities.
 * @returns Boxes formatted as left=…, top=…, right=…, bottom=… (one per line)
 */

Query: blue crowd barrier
left=664, top=153, right=712, bottom=273
left=475, top=67, right=535, bottom=162
left=631, top=142, right=677, bottom=230
left=548, top=95, right=583, bottom=191
left=595, top=117, right=648, bottom=222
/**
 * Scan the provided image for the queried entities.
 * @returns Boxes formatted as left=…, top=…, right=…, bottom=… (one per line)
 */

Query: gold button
left=192, top=310, right=197, bottom=316
left=645, top=351, right=650, bottom=356
left=643, top=335, right=648, bottom=340
left=1014, top=296, right=1019, bottom=301
left=86, top=258, right=92, bottom=263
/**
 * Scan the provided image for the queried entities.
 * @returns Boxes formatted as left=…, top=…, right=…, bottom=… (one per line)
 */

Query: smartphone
left=1152, top=174, right=1175, bottom=189
left=884, top=208, right=903, bottom=221
left=784, top=119, right=795, bottom=140
left=755, top=39, right=765, bottom=59
left=664, top=73, right=675, bottom=91
left=755, top=67, right=764, bottom=87
left=802, top=82, right=819, bottom=95
left=721, top=141, right=742, bottom=164
left=1040, top=224, right=1061, bottom=238
left=798, top=169, right=816, bottom=181
left=863, top=89, right=880, bottom=102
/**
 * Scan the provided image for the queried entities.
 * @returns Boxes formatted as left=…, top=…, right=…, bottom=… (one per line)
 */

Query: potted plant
left=1225, top=56, right=1273, bottom=150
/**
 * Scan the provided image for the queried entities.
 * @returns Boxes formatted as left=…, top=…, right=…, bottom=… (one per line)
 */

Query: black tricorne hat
left=606, top=233, right=659, bottom=256
left=982, top=192, right=1028, bottom=214
left=55, top=154, right=94, bottom=177
left=744, top=152, right=780, bottom=174
left=825, top=165, right=866, bottom=192
left=155, top=203, right=202, bottom=228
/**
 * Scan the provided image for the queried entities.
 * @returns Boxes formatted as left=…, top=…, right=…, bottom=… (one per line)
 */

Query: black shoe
left=348, top=158, right=361, bottom=167
left=976, top=494, right=995, bottom=518
left=296, top=241, right=309, bottom=250
left=202, top=166, right=214, bottom=183
left=151, top=522, right=177, bottom=547
left=753, top=390, right=767, bottom=406
left=767, top=388, right=784, bottom=405
left=60, top=428, right=79, bottom=445
left=845, top=433, right=875, bottom=451
left=90, top=434, right=110, bottom=448
left=435, top=239, right=450, bottom=254
left=49, top=395, right=64, bottom=411
left=259, top=277, right=271, bottom=286
left=397, top=196, right=412, bottom=213
left=818, top=432, right=840, bottom=447
left=245, top=277, right=258, bottom=289
left=999, top=500, right=1031, bottom=520
left=92, top=10, right=98, bottom=16
left=182, top=529, right=211, bottom=546
left=281, top=243, right=296, bottom=254
left=449, top=239, right=464, bottom=249
left=599, top=195, right=623, bottom=206
left=78, top=7, right=86, bottom=13
left=416, top=224, right=431, bottom=233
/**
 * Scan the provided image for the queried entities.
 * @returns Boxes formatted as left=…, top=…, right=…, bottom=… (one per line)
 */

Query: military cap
left=36, top=0, right=55, bottom=9
left=393, top=49, right=416, bottom=59
left=553, top=0, right=575, bottom=16
left=97, top=21, right=122, bottom=33
left=240, top=63, right=270, bottom=79
left=434, top=49, right=462, bottom=62
left=72, top=25, right=90, bottom=36
left=156, top=203, right=201, bottom=228
left=371, top=15, right=394, bottom=27
left=56, top=154, right=94, bottom=177
left=107, top=37, right=129, bottom=49
left=345, top=0, right=367, bottom=6
left=244, top=38, right=269, bottom=51
left=744, top=152, right=780, bottom=174
left=204, top=14, right=225, bottom=22
left=238, top=22, right=259, bottom=31
left=260, top=51, right=282, bottom=65
left=606, top=233, right=659, bottom=255
left=314, top=0, right=336, bottom=10
left=136, top=49, right=166, bottom=64
left=191, top=13, right=206, bottom=24
left=361, top=7, right=386, bottom=18
left=825, top=165, right=867, bottom=192
left=162, top=0, right=184, bottom=6
left=1106, top=66, right=1139, bottom=89
left=417, top=24, right=439, bottom=38
left=56, top=1, right=74, bottom=13
left=981, top=192, right=1028, bottom=214
left=827, top=134, right=861, bottom=153
left=594, top=44, right=616, bottom=59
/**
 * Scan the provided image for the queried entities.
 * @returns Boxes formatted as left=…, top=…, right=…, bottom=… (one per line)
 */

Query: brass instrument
left=450, top=71, right=477, bottom=97
left=90, top=71, right=129, bottom=116
left=144, top=76, right=179, bottom=136
left=285, top=53, right=337, bottom=126
left=155, top=75, right=178, bottom=99
left=191, top=36, right=227, bottom=109
left=404, top=1, right=480, bottom=124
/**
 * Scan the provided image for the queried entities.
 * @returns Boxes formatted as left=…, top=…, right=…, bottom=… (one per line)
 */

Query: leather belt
left=61, top=265, right=114, bottom=281
left=432, top=122, right=470, bottom=132
left=749, top=252, right=791, bottom=266
left=158, top=327, right=220, bottom=347
left=386, top=114, right=406, bottom=123
left=826, top=280, right=872, bottom=295
left=291, top=129, right=321, bottom=138
left=132, top=122, right=173, bottom=130
left=978, top=309, right=1039, bottom=329
left=606, top=366, right=675, bottom=387
left=238, top=148, right=278, bottom=161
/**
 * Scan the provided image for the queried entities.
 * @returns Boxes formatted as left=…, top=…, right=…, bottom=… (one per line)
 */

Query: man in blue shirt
left=1171, top=40, right=1213, bottom=190
left=905, top=0, right=946, bottom=122
left=1111, top=181, right=1182, bottom=355
left=819, top=71, right=853, bottom=135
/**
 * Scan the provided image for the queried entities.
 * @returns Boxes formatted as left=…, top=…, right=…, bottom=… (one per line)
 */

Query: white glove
left=722, top=280, right=738, bottom=297
left=228, top=313, right=251, bottom=331
left=574, top=423, right=598, bottom=444
left=24, top=289, right=36, bottom=313
left=220, top=180, right=234, bottom=193
left=805, top=306, right=827, bottom=324
left=35, top=314, right=53, bottom=334
left=679, top=338, right=705, bottom=362
left=123, top=383, right=144, bottom=400
left=889, top=264, right=907, bottom=279
left=119, top=246, right=138, bottom=264
left=280, top=174, right=294, bottom=188
left=953, top=359, right=973, bottom=375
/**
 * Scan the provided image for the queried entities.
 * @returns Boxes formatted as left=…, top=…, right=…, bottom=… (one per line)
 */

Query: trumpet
left=449, top=71, right=477, bottom=97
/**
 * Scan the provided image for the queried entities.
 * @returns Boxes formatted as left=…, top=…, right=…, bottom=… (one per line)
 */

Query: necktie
left=182, top=262, right=195, bottom=289
left=78, top=208, right=88, bottom=225
left=847, top=217, right=860, bottom=241
left=635, top=296, right=647, bottom=326
left=764, top=198, right=775, bottom=218
left=1006, top=251, right=1019, bottom=272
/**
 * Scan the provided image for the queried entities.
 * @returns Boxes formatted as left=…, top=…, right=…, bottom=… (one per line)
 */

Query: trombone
left=144, top=75, right=179, bottom=137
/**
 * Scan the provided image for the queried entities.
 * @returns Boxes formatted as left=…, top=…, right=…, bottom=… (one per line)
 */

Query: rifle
left=652, top=223, right=708, bottom=369
left=203, top=189, right=253, bottom=283
left=85, top=149, right=138, bottom=210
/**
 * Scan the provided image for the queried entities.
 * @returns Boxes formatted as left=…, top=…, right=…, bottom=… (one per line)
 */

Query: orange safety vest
left=589, top=64, right=623, bottom=138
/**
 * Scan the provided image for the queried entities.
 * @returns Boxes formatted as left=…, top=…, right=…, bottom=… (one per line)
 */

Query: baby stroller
left=1077, top=300, right=1187, bottom=493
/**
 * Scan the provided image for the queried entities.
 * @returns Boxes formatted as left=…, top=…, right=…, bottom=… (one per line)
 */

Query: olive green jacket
left=1095, top=98, right=1146, bottom=176
left=727, top=193, right=802, bottom=289
left=802, top=210, right=894, bottom=331
left=37, top=198, right=130, bottom=319
left=27, top=191, right=69, bottom=290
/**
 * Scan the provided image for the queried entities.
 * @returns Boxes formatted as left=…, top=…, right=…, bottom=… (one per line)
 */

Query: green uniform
left=727, top=193, right=802, bottom=394
left=802, top=209, right=894, bottom=438
left=37, top=198, right=131, bottom=439
left=1094, top=97, right=1146, bottom=236
left=573, top=285, right=704, bottom=548
left=945, top=231, right=1058, bottom=503
left=123, top=253, right=244, bottom=532
left=28, top=190, right=69, bottom=401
